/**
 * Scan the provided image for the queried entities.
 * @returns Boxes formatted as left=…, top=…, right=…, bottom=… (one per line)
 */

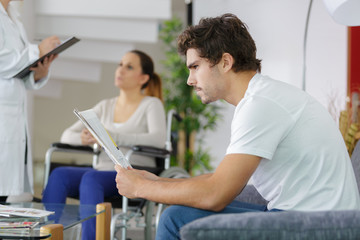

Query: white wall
left=20, top=0, right=347, bottom=171
left=20, top=0, right=176, bottom=162
left=194, top=0, right=348, bottom=168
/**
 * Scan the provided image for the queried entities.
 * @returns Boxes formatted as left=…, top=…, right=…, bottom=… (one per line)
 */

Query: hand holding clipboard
left=13, top=37, right=80, bottom=79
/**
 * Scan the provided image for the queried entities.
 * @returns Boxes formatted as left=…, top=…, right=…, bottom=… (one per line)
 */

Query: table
left=0, top=202, right=111, bottom=240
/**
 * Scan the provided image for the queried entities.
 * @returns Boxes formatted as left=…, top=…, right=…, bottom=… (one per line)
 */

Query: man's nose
left=187, top=73, right=195, bottom=86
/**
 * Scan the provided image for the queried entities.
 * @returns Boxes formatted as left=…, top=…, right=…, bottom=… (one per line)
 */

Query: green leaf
left=160, top=17, right=223, bottom=175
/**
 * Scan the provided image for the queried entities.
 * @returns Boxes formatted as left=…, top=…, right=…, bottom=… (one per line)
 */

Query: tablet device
left=13, top=36, right=80, bottom=79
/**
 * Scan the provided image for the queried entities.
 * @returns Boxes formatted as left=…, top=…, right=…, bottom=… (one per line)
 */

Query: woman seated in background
left=42, top=50, right=166, bottom=240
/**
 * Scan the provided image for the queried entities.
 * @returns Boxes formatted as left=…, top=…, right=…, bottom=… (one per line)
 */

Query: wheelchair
left=42, top=109, right=190, bottom=240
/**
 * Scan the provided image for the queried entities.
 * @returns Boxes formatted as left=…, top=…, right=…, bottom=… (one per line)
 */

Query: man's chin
left=201, top=97, right=212, bottom=105
left=197, top=93, right=213, bottom=104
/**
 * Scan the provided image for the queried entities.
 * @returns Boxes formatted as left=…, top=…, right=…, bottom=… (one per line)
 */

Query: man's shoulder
left=250, top=74, right=301, bottom=95
left=246, top=74, right=312, bottom=111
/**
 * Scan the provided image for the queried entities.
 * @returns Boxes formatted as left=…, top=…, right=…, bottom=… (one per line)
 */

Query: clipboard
left=13, top=37, right=80, bottom=79
left=73, top=108, right=131, bottom=169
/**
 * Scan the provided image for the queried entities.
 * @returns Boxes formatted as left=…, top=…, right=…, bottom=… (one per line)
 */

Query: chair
left=42, top=109, right=189, bottom=240
left=180, top=140, right=360, bottom=240
left=43, top=143, right=101, bottom=190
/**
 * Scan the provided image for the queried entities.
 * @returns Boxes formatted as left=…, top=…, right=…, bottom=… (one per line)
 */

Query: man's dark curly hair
left=178, top=13, right=261, bottom=72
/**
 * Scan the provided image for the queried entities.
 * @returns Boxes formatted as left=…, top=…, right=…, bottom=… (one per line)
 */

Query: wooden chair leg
left=40, top=224, right=64, bottom=240
left=96, top=202, right=111, bottom=240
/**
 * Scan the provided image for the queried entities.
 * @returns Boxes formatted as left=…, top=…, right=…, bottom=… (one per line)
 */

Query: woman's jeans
left=42, top=167, right=118, bottom=240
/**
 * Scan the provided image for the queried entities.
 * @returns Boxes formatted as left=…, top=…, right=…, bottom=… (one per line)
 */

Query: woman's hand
left=38, top=36, right=60, bottom=57
left=30, top=35, right=60, bottom=81
left=81, top=128, right=98, bottom=145
left=30, top=55, right=57, bottom=81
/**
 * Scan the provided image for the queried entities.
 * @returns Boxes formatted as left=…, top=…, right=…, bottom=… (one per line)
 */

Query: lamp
left=323, top=0, right=360, bottom=26
left=322, top=0, right=360, bottom=124
left=302, top=0, right=360, bottom=91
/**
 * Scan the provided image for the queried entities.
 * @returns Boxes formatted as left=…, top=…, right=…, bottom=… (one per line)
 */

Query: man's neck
left=224, top=71, right=257, bottom=106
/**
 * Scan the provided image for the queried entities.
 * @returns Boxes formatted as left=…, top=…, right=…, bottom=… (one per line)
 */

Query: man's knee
left=159, top=205, right=192, bottom=230
left=160, top=205, right=182, bottom=221
left=157, top=205, right=187, bottom=240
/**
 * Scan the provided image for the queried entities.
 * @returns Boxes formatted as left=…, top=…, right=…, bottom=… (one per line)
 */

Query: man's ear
left=221, top=53, right=234, bottom=73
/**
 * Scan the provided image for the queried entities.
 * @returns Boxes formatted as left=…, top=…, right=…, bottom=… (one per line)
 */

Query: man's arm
left=115, top=153, right=261, bottom=212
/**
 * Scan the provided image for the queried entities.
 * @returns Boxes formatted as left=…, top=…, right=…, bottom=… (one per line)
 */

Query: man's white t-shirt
left=226, top=73, right=360, bottom=211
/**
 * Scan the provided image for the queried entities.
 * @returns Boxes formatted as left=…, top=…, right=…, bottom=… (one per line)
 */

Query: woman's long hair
left=131, top=50, right=163, bottom=101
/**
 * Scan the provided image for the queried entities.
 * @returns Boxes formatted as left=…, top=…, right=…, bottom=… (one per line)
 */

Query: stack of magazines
left=0, top=204, right=54, bottom=234
left=0, top=221, right=39, bottom=233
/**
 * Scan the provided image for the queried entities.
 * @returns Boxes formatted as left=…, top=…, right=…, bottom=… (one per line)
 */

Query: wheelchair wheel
left=144, top=167, right=190, bottom=240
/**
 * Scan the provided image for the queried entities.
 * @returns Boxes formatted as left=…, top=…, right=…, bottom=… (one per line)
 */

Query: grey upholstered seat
left=180, top=140, right=360, bottom=240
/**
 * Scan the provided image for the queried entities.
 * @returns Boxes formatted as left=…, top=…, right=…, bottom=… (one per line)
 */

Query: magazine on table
left=0, top=221, right=39, bottom=233
left=73, top=108, right=132, bottom=169
left=0, top=204, right=54, bottom=218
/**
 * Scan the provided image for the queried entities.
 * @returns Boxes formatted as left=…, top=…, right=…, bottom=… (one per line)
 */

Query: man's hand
left=114, top=154, right=261, bottom=211
left=81, top=128, right=97, bottom=145
left=114, top=165, right=159, bottom=199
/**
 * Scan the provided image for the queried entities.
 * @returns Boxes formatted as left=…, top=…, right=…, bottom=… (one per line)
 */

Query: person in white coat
left=0, top=0, right=60, bottom=202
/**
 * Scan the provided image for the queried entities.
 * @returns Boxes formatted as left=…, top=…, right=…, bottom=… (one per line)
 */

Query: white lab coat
left=0, top=3, right=49, bottom=196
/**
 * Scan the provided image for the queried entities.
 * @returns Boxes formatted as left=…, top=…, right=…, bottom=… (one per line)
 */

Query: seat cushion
left=180, top=210, right=360, bottom=240
left=235, top=184, right=268, bottom=205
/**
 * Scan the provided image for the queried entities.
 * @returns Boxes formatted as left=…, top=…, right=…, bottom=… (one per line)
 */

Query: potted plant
left=159, top=17, right=222, bottom=175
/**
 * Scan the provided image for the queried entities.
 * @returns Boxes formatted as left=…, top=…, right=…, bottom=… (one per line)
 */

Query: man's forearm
left=138, top=173, right=228, bottom=211
left=116, top=154, right=260, bottom=212
left=160, top=173, right=212, bottom=182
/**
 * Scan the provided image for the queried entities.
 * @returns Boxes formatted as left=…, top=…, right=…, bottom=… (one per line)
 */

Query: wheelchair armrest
left=131, top=145, right=170, bottom=156
left=51, top=142, right=97, bottom=153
